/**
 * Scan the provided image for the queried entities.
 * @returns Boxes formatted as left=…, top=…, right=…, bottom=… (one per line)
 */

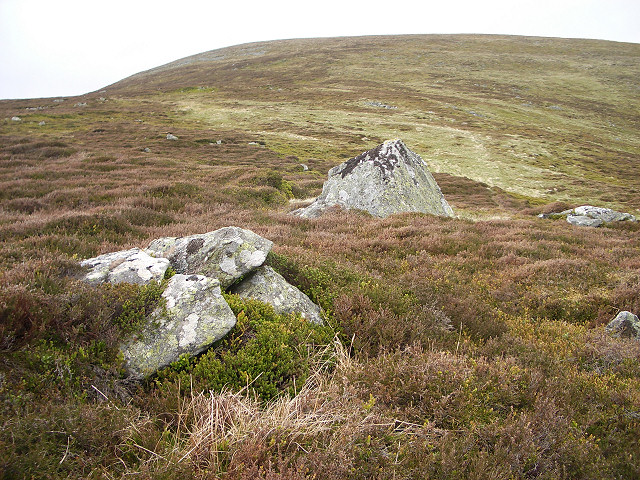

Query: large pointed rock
left=121, top=274, right=237, bottom=378
left=146, top=227, right=273, bottom=288
left=231, top=265, right=324, bottom=325
left=80, top=248, right=170, bottom=285
left=292, top=139, right=454, bottom=219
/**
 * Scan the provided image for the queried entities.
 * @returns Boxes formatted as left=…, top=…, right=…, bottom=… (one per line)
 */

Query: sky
left=0, top=0, right=638, bottom=100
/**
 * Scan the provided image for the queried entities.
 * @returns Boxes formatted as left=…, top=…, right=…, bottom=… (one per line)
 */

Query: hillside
left=104, top=34, right=640, bottom=209
left=1, top=35, right=639, bottom=479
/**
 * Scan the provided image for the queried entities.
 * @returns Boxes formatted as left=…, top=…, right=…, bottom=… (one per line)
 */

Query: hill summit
left=293, top=139, right=454, bottom=218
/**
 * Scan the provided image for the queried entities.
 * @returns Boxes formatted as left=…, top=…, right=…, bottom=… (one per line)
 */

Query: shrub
left=105, top=281, right=167, bottom=335
left=154, top=295, right=334, bottom=402
left=8, top=140, right=76, bottom=159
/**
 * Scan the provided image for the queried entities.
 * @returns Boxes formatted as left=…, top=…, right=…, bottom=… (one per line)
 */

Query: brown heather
left=1, top=35, right=639, bottom=479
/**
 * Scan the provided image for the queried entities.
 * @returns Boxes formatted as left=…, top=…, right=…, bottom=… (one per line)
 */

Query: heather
left=1, top=35, right=639, bottom=479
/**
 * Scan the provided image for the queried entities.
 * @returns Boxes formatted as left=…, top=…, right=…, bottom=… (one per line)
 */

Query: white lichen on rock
left=121, top=274, right=237, bottom=378
left=80, top=248, right=170, bottom=285
left=145, top=227, right=273, bottom=288
left=292, top=139, right=454, bottom=219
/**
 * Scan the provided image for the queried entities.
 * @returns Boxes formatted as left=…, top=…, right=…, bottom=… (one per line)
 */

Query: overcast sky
left=1, top=0, right=638, bottom=100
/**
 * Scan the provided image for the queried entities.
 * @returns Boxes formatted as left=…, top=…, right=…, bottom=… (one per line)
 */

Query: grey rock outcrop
left=541, top=205, right=636, bottom=227
left=231, top=266, right=324, bottom=325
left=606, top=311, right=640, bottom=339
left=121, top=274, right=237, bottom=378
left=146, top=227, right=273, bottom=288
left=292, top=139, right=454, bottom=219
left=80, top=248, right=170, bottom=285
left=573, top=205, right=636, bottom=223
left=567, top=215, right=603, bottom=228
left=79, top=227, right=324, bottom=378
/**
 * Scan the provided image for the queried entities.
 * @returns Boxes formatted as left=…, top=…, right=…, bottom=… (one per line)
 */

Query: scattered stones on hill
left=146, top=227, right=273, bottom=289
left=80, top=227, right=320, bottom=378
left=80, top=248, right=170, bottom=285
left=365, top=100, right=397, bottom=109
left=539, top=205, right=637, bottom=227
left=231, top=265, right=324, bottom=325
left=292, top=139, right=454, bottom=219
left=11, top=116, right=21, bottom=122
left=606, top=311, right=640, bottom=340
left=121, top=274, right=237, bottom=378
left=166, top=133, right=178, bottom=140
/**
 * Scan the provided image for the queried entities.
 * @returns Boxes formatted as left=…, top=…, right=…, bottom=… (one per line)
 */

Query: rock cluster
left=80, top=227, right=323, bottom=378
left=292, top=139, right=454, bottom=219
left=539, top=205, right=637, bottom=227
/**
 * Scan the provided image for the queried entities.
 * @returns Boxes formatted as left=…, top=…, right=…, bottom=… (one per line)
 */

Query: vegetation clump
left=154, top=294, right=334, bottom=402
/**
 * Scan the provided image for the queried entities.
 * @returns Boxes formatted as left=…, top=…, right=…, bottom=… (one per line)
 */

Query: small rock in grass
left=606, top=311, right=640, bottom=339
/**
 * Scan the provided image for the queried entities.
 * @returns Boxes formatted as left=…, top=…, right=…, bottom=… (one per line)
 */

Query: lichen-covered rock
left=574, top=205, right=636, bottom=223
left=559, top=205, right=636, bottom=227
left=567, top=215, right=603, bottom=228
left=231, top=265, right=324, bottom=325
left=606, top=311, right=640, bottom=339
left=540, top=205, right=636, bottom=227
left=145, top=227, right=273, bottom=288
left=80, top=248, right=170, bottom=285
left=121, top=274, right=237, bottom=378
left=292, top=139, right=454, bottom=219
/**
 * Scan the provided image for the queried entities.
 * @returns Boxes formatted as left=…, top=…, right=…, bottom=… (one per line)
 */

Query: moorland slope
left=1, top=35, right=639, bottom=479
